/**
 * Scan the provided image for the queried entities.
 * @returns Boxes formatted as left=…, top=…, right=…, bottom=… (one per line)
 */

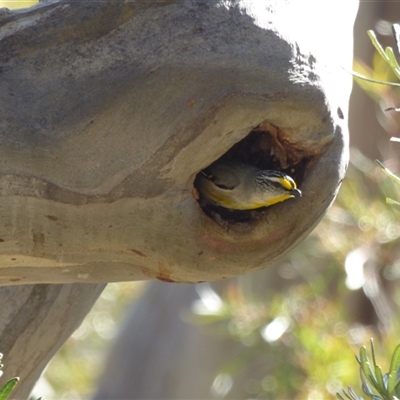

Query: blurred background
left=3, top=1, right=400, bottom=399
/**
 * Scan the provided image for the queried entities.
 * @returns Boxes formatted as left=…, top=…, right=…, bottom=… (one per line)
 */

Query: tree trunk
left=0, top=283, right=105, bottom=399
left=0, top=0, right=351, bottom=285
left=0, top=0, right=356, bottom=398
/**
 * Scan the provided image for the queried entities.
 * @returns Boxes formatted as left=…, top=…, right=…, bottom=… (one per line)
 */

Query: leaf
left=348, top=386, right=364, bottom=400
left=349, top=69, right=400, bottom=87
left=373, top=365, right=388, bottom=396
left=361, top=29, right=400, bottom=86
left=369, top=339, right=389, bottom=396
left=337, top=387, right=364, bottom=400
left=361, top=379, right=374, bottom=397
left=360, top=369, right=380, bottom=398
left=360, top=346, right=379, bottom=388
left=376, top=160, right=400, bottom=185
left=385, top=47, right=400, bottom=79
left=0, top=378, right=19, bottom=400
left=389, top=344, right=400, bottom=377
left=371, top=339, right=377, bottom=368
left=388, top=344, right=400, bottom=395
left=388, top=373, right=397, bottom=397
left=386, top=198, right=400, bottom=206
left=368, top=30, right=390, bottom=63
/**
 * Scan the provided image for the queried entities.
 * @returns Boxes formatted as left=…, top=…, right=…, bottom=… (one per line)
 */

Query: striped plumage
left=196, top=160, right=301, bottom=210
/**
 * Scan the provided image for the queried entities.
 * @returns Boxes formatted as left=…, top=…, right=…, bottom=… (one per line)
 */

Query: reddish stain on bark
left=130, top=249, right=147, bottom=257
left=199, top=226, right=290, bottom=253
left=156, top=262, right=174, bottom=282
left=156, top=275, right=175, bottom=282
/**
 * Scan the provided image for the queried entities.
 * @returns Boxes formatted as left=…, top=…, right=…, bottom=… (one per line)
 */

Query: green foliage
left=338, top=26, right=400, bottom=400
left=0, top=353, right=19, bottom=400
left=337, top=339, right=400, bottom=400
left=367, top=30, right=400, bottom=81
left=184, top=156, right=400, bottom=399
left=361, top=25, right=400, bottom=208
left=352, top=26, right=400, bottom=87
left=376, top=160, right=400, bottom=206
left=0, top=378, right=19, bottom=400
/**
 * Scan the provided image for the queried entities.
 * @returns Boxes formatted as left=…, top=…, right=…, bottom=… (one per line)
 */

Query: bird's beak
left=291, top=188, right=302, bottom=197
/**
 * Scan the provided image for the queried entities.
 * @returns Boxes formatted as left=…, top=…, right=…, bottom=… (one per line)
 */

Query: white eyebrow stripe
left=268, top=177, right=283, bottom=183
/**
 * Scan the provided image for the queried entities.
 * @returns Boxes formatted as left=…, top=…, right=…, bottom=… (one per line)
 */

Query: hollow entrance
left=194, top=121, right=311, bottom=227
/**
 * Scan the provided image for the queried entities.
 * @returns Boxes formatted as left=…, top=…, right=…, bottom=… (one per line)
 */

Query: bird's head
left=252, top=170, right=302, bottom=208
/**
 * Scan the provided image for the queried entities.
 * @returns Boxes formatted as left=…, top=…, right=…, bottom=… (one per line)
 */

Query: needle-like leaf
left=388, top=344, right=400, bottom=396
left=386, top=197, right=400, bottom=206
left=360, top=346, right=379, bottom=388
left=385, top=47, right=400, bottom=79
left=0, top=378, right=19, bottom=400
left=349, top=70, right=400, bottom=86
left=373, top=365, right=387, bottom=397
left=376, top=160, right=400, bottom=185
left=368, top=30, right=390, bottom=62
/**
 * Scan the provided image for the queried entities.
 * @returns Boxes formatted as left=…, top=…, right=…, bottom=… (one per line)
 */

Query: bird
left=195, top=160, right=302, bottom=210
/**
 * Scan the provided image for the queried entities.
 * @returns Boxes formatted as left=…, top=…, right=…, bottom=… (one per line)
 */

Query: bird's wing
left=202, top=163, right=241, bottom=190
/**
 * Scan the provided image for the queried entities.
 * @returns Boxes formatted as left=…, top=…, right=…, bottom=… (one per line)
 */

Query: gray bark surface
left=92, top=278, right=274, bottom=399
left=0, top=1, right=356, bottom=398
left=0, top=283, right=105, bottom=399
left=0, top=0, right=349, bottom=285
left=93, top=1, right=360, bottom=399
left=93, top=282, right=214, bottom=400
